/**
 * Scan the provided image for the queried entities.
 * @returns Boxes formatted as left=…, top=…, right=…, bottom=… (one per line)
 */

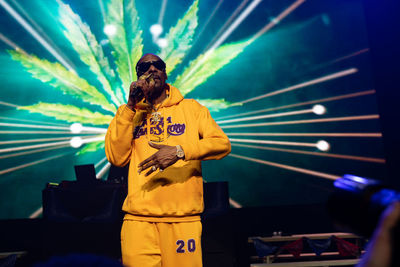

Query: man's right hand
left=127, top=79, right=147, bottom=110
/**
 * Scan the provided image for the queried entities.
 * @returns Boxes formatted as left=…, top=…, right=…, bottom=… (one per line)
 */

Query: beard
left=145, top=80, right=166, bottom=102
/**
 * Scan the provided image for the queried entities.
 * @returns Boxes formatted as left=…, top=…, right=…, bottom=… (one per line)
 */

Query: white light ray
left=70, top=135, right=106, bottom=148
left=226, top=132, right=382, bottom=138
left=0, top=135, right=104, bottom=154
left=0, top=152, right=72, bottom=176
left=229, top=198, right=242, bottom=208
left=209, top=0, right=262, bottom=51
left=0, top=100, right=19, bottom=108
left=331, top=48, right=369, bottom=64
left=217, top=108, right=314, bottom=124
left=96, top=162, right=111, bottom=179
left=0, top=32, right=26, bottom=53
left=9, top=0, right=76, bottom=70
left=95, top=157, right=108, bottom=168
left=230, top=138, right=317, bottom=148
left=204, top=0, right=250, bottom=52
left=316, top=140, right=330, bottom=151
left=81, top=136, right=105, bottom=144
left=0, top=136, right=74, bottom=145
left=216, top=90, right=375, bottom=120
left=70, top=123, right=83, bottom=133
left=193, top=0, right=224, bottom=45
left=312, top=104, right=326, bottom=115
left=70, top=137, right=82, bottom=148
left=29, top=207, right=43, bottom=219
left=97, top=0, right=106, bottom=21
left=181, top=0, right=306, bottom=85
left=150, top=24, right=163, bottom=37
left=0, top=116, right=69, bottom=126
left=0, top=131, right=89, bottom=135
left=179, top=0, right=262, bottom=83
left=305, top=49, right=370, bottom=75
left=237, top=68, right=358, bottom=105
left=0, top=122, right=107, bottom=133
left=0, top=145, right=69, bottom=160
left=157, top=38, right=168, bottom=48
left=104, top=24, right=117, bottom=36
left=248, top=0, right=306, bottom=43
left=0, top=122, right=70, bottom=130
left=0, top=140, right=71, bottom=154
left=229, top=153, right=341, bottom=180
left=158, top=0, right=168, bottom=26
left=221, top=114, right=379, bottom=129
left=81, top=126, right=108, bottom=133
left=0, top=0, right=76, bottom=73
left=232, top=143, right=386, bottom=164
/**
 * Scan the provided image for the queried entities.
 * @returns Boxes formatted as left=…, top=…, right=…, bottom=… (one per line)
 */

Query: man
left=105, top=53, right=231, bottom=267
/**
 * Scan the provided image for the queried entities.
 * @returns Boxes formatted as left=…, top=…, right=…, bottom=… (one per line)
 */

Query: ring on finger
left=152, top=166, right=157, bottom=171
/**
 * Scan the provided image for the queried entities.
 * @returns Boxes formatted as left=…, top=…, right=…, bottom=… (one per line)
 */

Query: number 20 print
left=176, top=239, right=196, bottom=253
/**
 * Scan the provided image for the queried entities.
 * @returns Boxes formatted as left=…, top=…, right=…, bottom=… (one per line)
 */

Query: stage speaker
left=202, top=181, right=237, bottom=267
left=42, top=164, right=126, bottom=222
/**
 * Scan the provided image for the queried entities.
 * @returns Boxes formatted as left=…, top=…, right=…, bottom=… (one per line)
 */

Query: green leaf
left=9, top=49, right=116, bottom=113
left=18, top=103, right=113, bottom=125
left=159, top=0, right=199, bottom=75
left=173, top=39, right=251, bottom=96
left=104, top=0, right=143, bottom=99
left=196, top=98, right=241, bottom=112
left=76, top=141, right=105, bottom=155
left=58, top=2, right=123, bottom=106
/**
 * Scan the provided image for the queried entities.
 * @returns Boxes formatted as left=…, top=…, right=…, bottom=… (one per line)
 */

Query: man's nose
left=148, top=64, right=157, bottom=72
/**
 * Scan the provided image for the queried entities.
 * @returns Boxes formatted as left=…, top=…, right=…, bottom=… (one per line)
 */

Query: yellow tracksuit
left=105, top=84, right=231, bottom=267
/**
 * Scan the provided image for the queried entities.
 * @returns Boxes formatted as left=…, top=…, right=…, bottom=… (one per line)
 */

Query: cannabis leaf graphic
left=8, top=0, right=250, bottom=155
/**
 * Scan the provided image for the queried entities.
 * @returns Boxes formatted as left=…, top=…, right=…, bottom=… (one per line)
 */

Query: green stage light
left=0, top=0, right=387, bottom=218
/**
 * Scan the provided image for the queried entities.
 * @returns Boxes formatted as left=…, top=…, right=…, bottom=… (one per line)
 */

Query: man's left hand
left=138, top=142, right=179, bottom=176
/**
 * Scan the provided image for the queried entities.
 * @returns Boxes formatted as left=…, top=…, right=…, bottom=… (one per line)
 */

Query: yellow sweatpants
left=121, top=220, right=202, bottom=267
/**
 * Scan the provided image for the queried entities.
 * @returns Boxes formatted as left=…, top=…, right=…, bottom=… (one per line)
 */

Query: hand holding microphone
left=127, top=73, right=155, bottom=110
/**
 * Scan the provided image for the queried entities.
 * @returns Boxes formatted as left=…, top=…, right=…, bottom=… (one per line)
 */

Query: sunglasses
left=136, top=60, right=166, bottom=76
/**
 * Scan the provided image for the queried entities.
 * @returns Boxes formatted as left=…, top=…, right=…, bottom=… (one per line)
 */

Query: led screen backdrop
left=0, top=0, right=386, bottom=219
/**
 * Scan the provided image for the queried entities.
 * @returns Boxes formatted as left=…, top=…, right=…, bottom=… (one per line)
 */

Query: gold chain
left=150, top=94, right=168, bottom=123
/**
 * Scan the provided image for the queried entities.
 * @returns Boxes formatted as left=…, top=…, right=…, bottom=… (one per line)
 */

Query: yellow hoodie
left=105, top=84, right=231, bottom=222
